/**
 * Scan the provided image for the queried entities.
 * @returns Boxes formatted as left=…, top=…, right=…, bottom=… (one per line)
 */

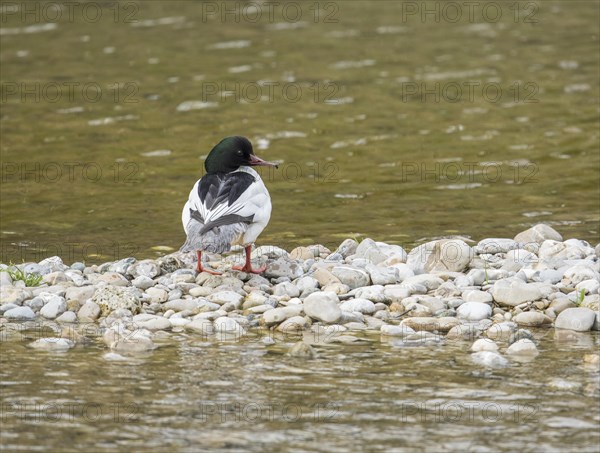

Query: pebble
left=39, top=294, right=67, bottom=319
left=30, top=338, right=75, bottom=351
left=185, top=319, right=215, bottom=335
left=331, top=266, right=370, bottom=289
left=379, top=323, right=416, bottom=337
left=476, top=238, right=519, bottom=254
left=506, top=338, right=539, bottom=356
left=471, top=351, right=509, bottom=368
left=65, top=286, right=96, bottom=304
left=4, top=306, right=36, bottom=320
left=514, top=223, right=562, bottom=245
left=55, top=311, right=77, bottom=323
left=407, top=239, right=473, bottom=273
left=303, top=291, right=342, bottom=323
left=486, top=322, right=518, bottom=340
left=213, top=316, right=246, bottom=335
left=288, top=341, right=316, bottom=358
left=0, top=225, right=596, bottom=373
left=491, top=278, right=543, bottom=306
left=93, top=285, right=141, bottom=315
left=78, top=301, right=101, bottom=321
left=471, top=338, right=499, bottom=352
left=262, top=305, right=303, bottom=326
left=401, top=316, right=460, bottom=333
left=339, top=298, right=377, bottom=314
left=207, top=290, right=244, bottom=308
left=457, top=302, right=492, bottom=321
left=277, top=316, right=310, bottom=333
left=513, top=311, right=553, bottom=327
left=446, top=324, right=480, bottom=341
left=554, top=307, right=597, bottom=332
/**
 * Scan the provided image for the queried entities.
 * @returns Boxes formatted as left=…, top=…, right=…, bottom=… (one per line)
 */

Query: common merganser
left=180, top=136, right=278, bottom=274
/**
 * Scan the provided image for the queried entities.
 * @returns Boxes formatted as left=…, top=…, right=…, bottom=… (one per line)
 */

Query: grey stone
left=331, top=266, right=370, bottom=289
left=502, top=249, right=538, bottom=272
left=262, top=305, right=304, bottom=325
left=354, top=238, right=388, bottom=264
left=304, top=291, right=342, bottom=323
left=554, top=307, right=596, bottom=332
left=335, top=238, right=359, bottom=258
left=513, top=311, right=552, bottom=327
left=277, top=316, right=310, bottom=333
left=185, top=319, right=215, bottom=335
left=133, top=314, right=171, bottom=331
left=39, top=256, right=68, bottom=272
left=491, top=278, right=542, bottom=306
left=0, top=303, right=19, bottom=314
left=463, top=290, right=493, bottom=303
left=365, top=264, right=398, bottom=285
left=107, top=257, right=136, bottom=274
left=128, top=260, right=160, bottom=279
left=132, top=276, right=155, bottom=290
left=514, top=224, right=562, bottom=245
left=145, top=287, right=168, bottom=303
left=0, top=286, right=32, bottom=305
left=295, top=276, right=319, bottom=292
left=78, top=301, right=101, bottom=321
left=401, top=316, right=460, bottom=333
left=4, top=306, right=36, bottom=320
left=563, top=265, right=599, bottom=286
left=476, top=238, right=519, bottom=254
left=353, top=285, right=387, bottom=304
left=380, top=324, right=415, bottom=337
left=339, top=298, right=376, bottom=314
left=65, top=286, right=96, bottom=304
left=471, top=351, right=509, bottom=368
left=55, top=311, right=77, bottom=323
left=96, top=272, right=129, bottom=287
left=163, top=299, right=201, bottom=312
left=92, top=285, right=141, bottom=315
left=213, top=316, right=246, bottom=335
left=457, top=302, right=492, bottom=321
left=471, top=338, right=499, bottom=352
left=407, top=239, right=473, bottom=274
left=207, top=291, right=244, bottom=308
left=486, top=322, right=518, bottom=340
left=273, top=281, right=300, bottom=298
left=30, top=338, right=75, bottom=351
left=264, top=258, right=304, bottom=280
left=401, top=274, right=444, bottom=291
left=506, top=338, right=539, bottom=356
left=39, top=294, right=67, bottom=319
left=288, top=341, right=316, bottom=358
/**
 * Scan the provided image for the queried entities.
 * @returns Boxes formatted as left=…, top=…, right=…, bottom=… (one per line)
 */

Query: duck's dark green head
left=204, top=136, right=278, bottom=174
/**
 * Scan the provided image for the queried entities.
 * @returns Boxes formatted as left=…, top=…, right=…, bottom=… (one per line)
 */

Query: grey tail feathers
left=180, top=219, right=247, bottom=254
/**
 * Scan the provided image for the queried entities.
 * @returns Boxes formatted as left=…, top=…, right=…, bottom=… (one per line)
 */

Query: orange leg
left=195, top=250, right=221, bottom=275
left=232, top=245, right=266, bottom=274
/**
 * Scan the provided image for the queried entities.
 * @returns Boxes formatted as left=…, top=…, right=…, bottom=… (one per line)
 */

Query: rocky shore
left=1, top=223, right=599, bottom=366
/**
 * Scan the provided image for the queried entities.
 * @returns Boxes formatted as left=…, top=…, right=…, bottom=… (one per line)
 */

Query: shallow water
left=1, top=325, right=599, bottom=452
left=1, top=1, right=599, bottom=264
left=1, top=2, right=600, bottom=452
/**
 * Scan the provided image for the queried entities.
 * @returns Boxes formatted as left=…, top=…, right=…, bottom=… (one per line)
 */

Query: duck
left=180, top=136, right=278, bottom=274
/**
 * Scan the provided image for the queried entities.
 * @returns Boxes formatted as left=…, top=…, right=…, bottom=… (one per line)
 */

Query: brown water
left=1, top=325, right=599, bottom=452
left=1, top=2, right=600, bottom=451
left=1, top=0, right=599, bottom=264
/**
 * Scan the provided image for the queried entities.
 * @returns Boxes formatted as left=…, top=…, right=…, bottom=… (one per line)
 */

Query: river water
left=1, top=0, right=598, bottom=263
left=1, top=1, right=599, bottom=452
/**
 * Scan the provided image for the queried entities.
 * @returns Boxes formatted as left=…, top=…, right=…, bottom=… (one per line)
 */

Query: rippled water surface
left=1, top=326, right=600, bottom=452
left=1, top=1, right=600, bottom=452
left=1, top=1, right=599, bottom=263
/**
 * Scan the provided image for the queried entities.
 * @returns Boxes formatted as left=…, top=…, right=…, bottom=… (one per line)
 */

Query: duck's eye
left=236, top=150, right=243, bottom=156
